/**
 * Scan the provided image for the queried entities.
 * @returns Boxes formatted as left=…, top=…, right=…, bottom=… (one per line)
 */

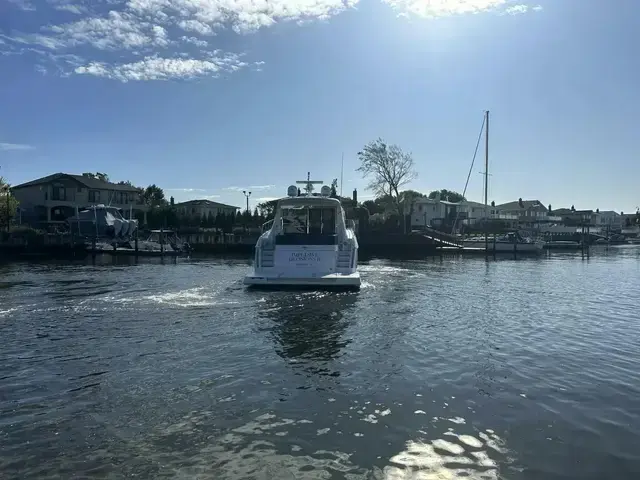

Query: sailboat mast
left=484, top=110, right=489, bottom=210
left=484, top=110, right=490, bottom=253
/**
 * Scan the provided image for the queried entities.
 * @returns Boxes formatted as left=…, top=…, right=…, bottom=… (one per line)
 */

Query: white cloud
left=166, top=187, right=207, bottom=192
left=381, top=0, right=540, bottom=18
left=3, top=0, right=360, bottom=81
left=180, top=36, right=208, bottom=47
left=7, top=0, right=35, bottom=11
left=0, top=142, right=35, bottom=151
left=74, top=53, right=250, bottom=81
left=255, top=197, right=280, bottom=203
left=502, top=4, right=542, bottom=15
left=203, top=194, right=221, bottom=199
left=47, top=10, right=168, bottom=50
left=177, top=19, right=215, bottom=36
left=224, top=185, right=276, bottom=192
left=52, top=3, right=89, bottom=15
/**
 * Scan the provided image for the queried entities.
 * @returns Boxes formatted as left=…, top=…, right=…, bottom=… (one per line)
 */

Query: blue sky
left=1, top=0, right=638, bottom=212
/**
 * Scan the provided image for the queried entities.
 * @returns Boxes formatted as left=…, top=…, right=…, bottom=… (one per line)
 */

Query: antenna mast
left=340, top=153, right=344, bottom=197
left=295, top=172, right=323, bottom=195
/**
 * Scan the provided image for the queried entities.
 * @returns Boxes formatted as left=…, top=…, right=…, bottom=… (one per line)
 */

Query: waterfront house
left=495, top=199, right=561, bottom=229
left=595, top=210, right=622, bottom=231
left=173, top=199, right=240, bottom=221
left=409, top=197, right=447, bottom=228
left=11, top=173, right=146, bottom=226
left=409, top=196, right=492, bottom=231
left=553, top=208, right=600, bottom=227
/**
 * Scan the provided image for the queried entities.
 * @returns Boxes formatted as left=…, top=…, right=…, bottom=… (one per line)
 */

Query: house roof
left=12, top=173, right=141, bottom=192
left=496, top=200, right=547, bottom=211
left=552, top=208, right=574, bottom=215
left=554, top=207, right=594, bottom=215
left=174, top=199, right=240, bottom=210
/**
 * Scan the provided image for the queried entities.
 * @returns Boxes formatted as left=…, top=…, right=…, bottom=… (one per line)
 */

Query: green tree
left=0, top=177, right=19, bottom=229
left=362, top=199, right=382, bottom=215
left=257, top=199, right=279, bottom=220
left=214, top=212, right=223, bottom=230
left=357, top=138, right=417, bottom=219
left=82, top=172, right=110, bottom=183
left=427, top=189, right=466, bottom=203
left=143, top=184, right=167, bottom=207
left=252, top=207, right=261, bottom=227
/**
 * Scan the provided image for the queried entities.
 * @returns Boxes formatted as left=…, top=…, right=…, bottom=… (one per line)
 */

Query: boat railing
left=261, top=219, right=274, bottom=233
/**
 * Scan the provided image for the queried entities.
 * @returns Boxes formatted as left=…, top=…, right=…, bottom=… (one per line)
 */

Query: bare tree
left=357, top=138, right=417, bottom=217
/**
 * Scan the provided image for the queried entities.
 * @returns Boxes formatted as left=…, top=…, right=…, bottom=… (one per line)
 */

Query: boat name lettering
left=289, top=252, right=321, bottom=262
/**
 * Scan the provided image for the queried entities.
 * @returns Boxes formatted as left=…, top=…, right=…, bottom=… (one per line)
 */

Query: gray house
left=12, top=173, right=147, bottom=226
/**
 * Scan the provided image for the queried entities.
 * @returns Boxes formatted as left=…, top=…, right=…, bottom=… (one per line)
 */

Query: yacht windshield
left=281, top=207, right=336, bottom=235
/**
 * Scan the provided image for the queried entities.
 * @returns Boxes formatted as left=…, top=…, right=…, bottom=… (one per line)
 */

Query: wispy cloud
left=74, top=53, right=246, bottom=82
left=3, top=0, right=360, bottom=82
left=166, top=188, right=207, bottom=192
left=224, top=185, right=276, bottom=192
left=255, top=196, right=280, bottom=204
left=0, top=142, right=35, bottom=151
left=382, top=0, right=541, bottom=18
left=7, top=0, right=35, bottom=11
left=502, top=4, right=542, bottom=15
left=50, top=1, right=89, bottom=15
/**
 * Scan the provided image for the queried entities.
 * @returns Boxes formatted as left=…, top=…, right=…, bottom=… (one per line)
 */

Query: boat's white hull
left=463, top=241, right=544, bottom=253
left=244, top=271, right=361, bottom=289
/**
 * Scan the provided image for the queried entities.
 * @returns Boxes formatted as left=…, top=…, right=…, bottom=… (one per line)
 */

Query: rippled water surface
left=2, top=248, right=640, bottom=479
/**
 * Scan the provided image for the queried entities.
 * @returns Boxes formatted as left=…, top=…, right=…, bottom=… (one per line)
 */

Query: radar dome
left=320, top=185, right=332, bottom=197
left=287, top=185, right=298, bottom=197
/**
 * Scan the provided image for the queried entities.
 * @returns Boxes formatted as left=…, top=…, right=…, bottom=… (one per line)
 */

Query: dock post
left=160, top=228, right=164, bottom=256
left=134, top=229, right=139, bottom=255
left=92, top=236, right=97, bottom=259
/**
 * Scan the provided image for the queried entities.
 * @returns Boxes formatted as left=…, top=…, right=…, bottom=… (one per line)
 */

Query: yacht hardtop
left=244, top=181, right=360, bottom=289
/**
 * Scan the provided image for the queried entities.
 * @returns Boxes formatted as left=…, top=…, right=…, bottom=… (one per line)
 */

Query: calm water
left=1, top=248, right=640, bottom=479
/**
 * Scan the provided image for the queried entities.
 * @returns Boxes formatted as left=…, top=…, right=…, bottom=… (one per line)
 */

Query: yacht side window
left=323, top=208, right=336, bottom=235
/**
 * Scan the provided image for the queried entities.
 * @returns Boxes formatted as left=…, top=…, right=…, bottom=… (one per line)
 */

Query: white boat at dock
left=244, top=178, right=360, bottom=289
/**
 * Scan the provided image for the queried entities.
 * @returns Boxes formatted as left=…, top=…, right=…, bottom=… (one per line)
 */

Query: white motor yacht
left=244, top=183, right=360, bottom=289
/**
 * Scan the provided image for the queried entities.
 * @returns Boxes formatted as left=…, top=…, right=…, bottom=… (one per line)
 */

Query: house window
left=89, top=190, right=100, bottom=203
left=418, top=205, right=423, bottom=212
left=51, top=186, right=66, bottom=201
left=77, top=187, right=82, bottom=193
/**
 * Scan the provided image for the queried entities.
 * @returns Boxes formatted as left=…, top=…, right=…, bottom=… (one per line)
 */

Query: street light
left=242, top=190, right=252, bottom=213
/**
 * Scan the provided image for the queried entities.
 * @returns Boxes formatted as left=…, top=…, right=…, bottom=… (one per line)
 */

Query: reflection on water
left=257, top=291, right=357, bottom=375
left=1, top=249, right=640, bottom=479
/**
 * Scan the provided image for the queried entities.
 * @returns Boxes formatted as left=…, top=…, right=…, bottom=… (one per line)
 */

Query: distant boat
left=244, top=179, right=360, bottom=289
left=67, top=204, right=138, bottom=239
left=463, top=231, right=544, bottom=253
